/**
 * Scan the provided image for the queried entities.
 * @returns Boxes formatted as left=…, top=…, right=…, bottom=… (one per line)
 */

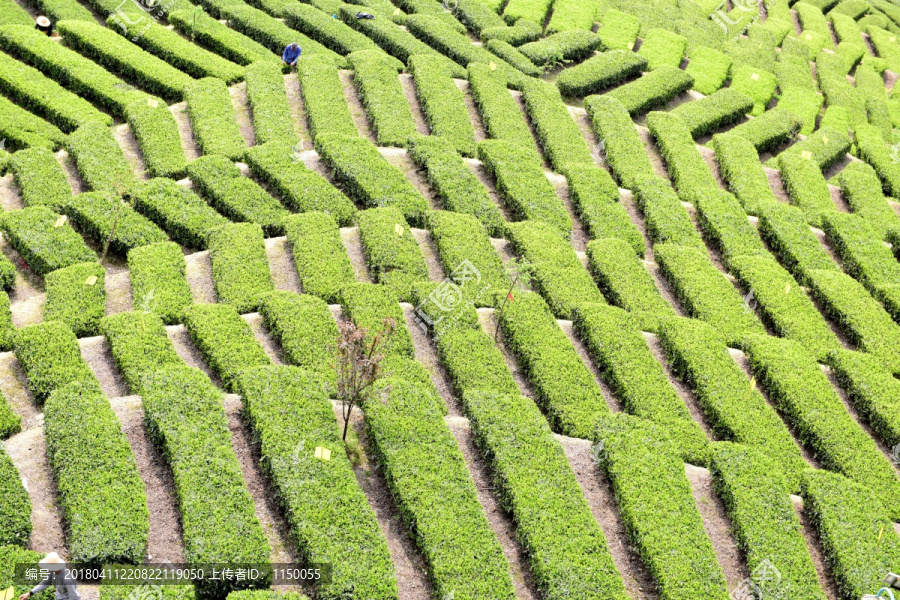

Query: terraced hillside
left=2, top=0, right=900, bottom=598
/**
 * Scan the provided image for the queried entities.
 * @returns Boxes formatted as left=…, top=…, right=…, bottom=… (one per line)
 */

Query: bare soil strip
left=169, top=101, right=201, bottom=162
left=229, top=82, right=257, bottom=148
left=55, top=150, right=86, bottom=196
left=476, top=307, right=538, bottom=400
left=0, top=351, right=37, bottom=425
left=465, top=157, right=513, bottom=220
left=105, top=269, right=133, bottom=316
left=79, top=335, right=128, bottom=398
left=550, top=176, right=589, bottom=252
left=113, top=123, right=149, bottom=181
left=792, top=497, right=841, bottom=600
left=340, top=226, right=374, bottom=283
left=509, top=89, right=551, bottom=169
left=400, top=303, right=461, bottom=416
left=399, top=74, right=431, bottom=136
left=556, top=319, right=623, bottom=413
left=410, top=228, right=445, bottom=282
left=383, top=149, right=441, bottom=209
left=455, top=79, right=487, bottom=141
left=166, top=324, right=222, bottom=386
left=0, top=174, right=24, bottom=211
left=265, top=236, right=303, bottom=294
left=340, top=70, right=378, bottom=143
left=184, top=250, right=217, bottom=304
left=241, top=312, right=285, bottom=366
left=637, top=127, right=671, bottom=182
left=764, top=167, right=792, bottom=204
left=282, top=73, right=312, bottom=150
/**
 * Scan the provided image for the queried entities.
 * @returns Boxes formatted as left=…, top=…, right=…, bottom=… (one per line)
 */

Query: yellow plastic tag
left=821, top=135, right=829, bottom=144
left=314, top=446, right=331, bottom=461
left=2, top=587, right=16, bottom=600
left=394, top=223, right=403, bottom=236
left=785, top=283, right=791, bottom=294
left=750, top=72, right=759, bottom=81
left=627, top=41, right=634, bottom=50
left=147, top=98, right=159, bottom=108
left=54, top=215, right=67, bottom=228
left=891, top=36, right=896, bottom=42
left=805, top=33, right=813, bottom=40
left=85, top=275, right=98, bottom=286
left=489, top=61, right=497, bottom=71
left=393, top=7, right=400, bottom=15
left=801, top=150, right=813, bottom=160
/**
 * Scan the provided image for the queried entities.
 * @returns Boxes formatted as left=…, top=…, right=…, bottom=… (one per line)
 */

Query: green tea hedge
left=244, top=61, right=296, bottom=146
left=43, top=262, right=106, bottom=337
left=0, top=0, right=34, bottom=26
left=0, top=51, right=111, bottom=132
left=62, top=192, right=168, bottom=256
left=57, top=20, right=193, bottom=102
left=638, top=28, right=687, bottom=70
left=406, top=135, right=504, bottom=236
left=656, top=316, right=806, bottom=491
left=776, top=86, right=824, bottom=136
left=756, top=202, right=838, bottom=285
left=632, top=177, right=704, bottom=249
left=477, top=139, right=571, bottom=234
left=731, top=254, right=841, bottom=361
left=777, top=153, right=835, bottom=228
left=594, top=414, right=728, bottom=599
left=645, top=111, right=717, bottom=203
left=669, top=88, right=753, bottom=138
left=710, top=132, right=776, bottom=216
left=283, top=2, right=381, bottom=54
left=425, top=209, right=506, bottom=297
left=742, top=334, right=900, bottom=519
left=184, top=77, right=247, bottom=160
left=314, top=133, right=429, bottom=226
left=235, top=365, right=398, bottom=599
left=583, top=95, right=655, bottom=188
left=140, top=366, right=271, bottom=597
left=127, top=178, right=229, bottom=250
left=8, top=147, right=71, bottom=210
left=124, top=99, right=188, bottom=180
left=65, top=121, right=135, bottom=194
left=347, top=50, right=415, bottom=147
left=408, top=55, right=476, bottom=157
left=0, top=446, right=30, bottom=546
left=801, top=469, right=900, bottom=600
left=45, top=380, right=149, bottom=565
left=340, top=282, right=413, bottom=358
left=727, top=108, right=800, bottom=153
left=574, top=304, right=708, bottom=462
left=435, top=326, right=519, bottom=396
left=356, top=206, right=429, bottom=300
left=556, top=50, right=647, bottom=98
left=0, top=206, right=96, bottom=276
left=467, top=63, right=540, bottom=162
left=128, top=242, right=192, bottom=325
left=684, top=46, right=731, bottom=95
left=506, top=219, right=604, bottom=319
left=772, top=126, right=851, bottom=172
left=502, top=0, right=553, bottom=28
left=545, top=0, right=596, bottom=33
left=207, top=222, right=274, bottom=314
left=0, top=24, right=148, bottom=117
left=298, top=54, right=358, bottom=139
left=100, top=310, right=183, bottom=396
left=709, top=442, right=825, bottom=600
left=258, top=291, right=337, bottom=384
left=485, top=39, right=543, bottom=77
left=364, top=378, right=515, bottom=600
left=521, top=79, right=594, bottom=172
left=855, top=122, right=900, bottom=197
left=244, top=142, right=356, bottom=226
left=169, top=8, right=273, bottom=66
left=283, top=212, right=356, bottom=304
left=13, top=320, right=98, bottom=405
left=596, top=8, right=640, bottom=51
left=828, top=348, right=900, bottom=449
left=0, top=96, right=66, bottom=152
left=481, top=20, right=542, bottom=46
left=693, top=188, right=766, bottom=267
left=498, top=291, right=609, bottom=439
left=585, top=238, right=675, bottom=331
left=463, top=390, right=630, bottom=600
left=564, top=165, right=645, bottom=256
left=518, top=30, right=602, bottom=67
left=604, top=65, right=693, bottom=116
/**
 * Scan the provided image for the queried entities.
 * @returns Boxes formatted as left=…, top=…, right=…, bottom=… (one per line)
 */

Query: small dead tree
left=334, top=317, right=396, bottom=441
left=494, top=258, right=534, bottom=342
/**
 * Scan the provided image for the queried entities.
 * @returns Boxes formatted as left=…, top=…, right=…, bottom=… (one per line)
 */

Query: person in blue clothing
left=282, top=42, right=302, bottom=69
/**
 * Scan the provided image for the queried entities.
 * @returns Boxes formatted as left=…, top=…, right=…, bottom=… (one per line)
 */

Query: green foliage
left=258, top=291, right=337, bottom=385
left=743, top=334, right=900, bottom=519
left=100, top=310, right=183, bottom=396
left=408, top=55, right=476, bottom=157
left=604, top=65, right=693, bottom=116
left=13, top=320, right=98, bottom=405
left=0, top=292, right=13, bottom=354
left=283, top=211, right=356, bottom=304
left=347, top=50, right=416, bottom=147
left=184, top=77, right=247, bottom=160
left=518, top=30, right=603, bottom=67
left=583, top=95, right=655, bottom=188
left=435, top=326, right=519, bottom=395
left=485, top=39, right=543, bottom=77
left=57, top=19, right=193, bottom=102
left=477, top=140, right=571, bottom=234
left=585, top=238, right=674, bottom=331
left=684, top=45, right=732, bottom=95
left=463, top=390, right=629, bottom=600
left=756, top=202, right=838, bottom=286
left=364, top=379, right=516, bottom=600
left=0, top=51, right=110, bottom=133
left=0, top=96, right=66, bottom=153
left=498, top=291, right=609, bottom=438
left=855, top=122, right=900, bottom=197
left=777, top=153, right=836, bottom=228
left=63, top=192, right=168, bottom=257
left=356, top=206, right=429, bottom=301
left=502, top=0, right=553, bottom=27
left=656, top=316, right=807, bottom=491
left=711, top=132, right=776, bottom=216
left=406, top=135, right=504, bottom=235
left=645, top=111, right=717, bottom=203
left=169, top=8, right=274, bottom=66
left=596, top=8, right=640, bottom=51
left=127, top=178, right=229, bottom=250
left=314, top=133, right=429, bottom=226
left=775, top=38, right=816, bottom=92
left=244, top=61, right=296, bottom=146
left=244, top=141, right=356, bottom=225
left=43, top=262, right=106, bottom=337
left=481, top=20, right=542, bottom=46
left=0, top=206, right=96, bottom=276
left=773, top=126, right=851, bottom=172
left=283, top=2, right=381, bottom=54
left=506, top=220, right=604, bottom=319
left=728, top=108, right=800, bottom=153
left=65, top=121, right=135, bottom=194
left=638, top=28, right=686, bottom=70
left=545, top=0, right=596, bottom=33
left=235, top=366, right=397, bottom=599
left=141, top=366, right=271, bottom=597
left=521, top=79, right=594, bottom=172
left=556, top=50, right=646, bottom=98
left=564, top=165, right=645, bottom=256
left=632, top=177, right=704, bottom=249
left=125, top=99, right=188, bottom=179
left=0, top=0, right=33, bottom=25
left=44, top=380, right=148, bottom=565
left=467, top=63, right=540, bottom=162
left=425, top=209, right=507, bottom=298
left=0, top=446, right=30, bottom=546
left=693, top=188, right=766, bottom=267
left=729, top=65, right=777, bottom=116
left=777, top=87, right=823, bottom=136
left=8, top=147, right=71, bottom=211
left=731, top=254, right=841, bottom=361
left=594, top=413, right=728, bottom=599
left=709, top=443, right=826, bottom=600
left=828, top=348, right=900, bottom=450
left=838, top=161, right=900, bottom=241
left=207, top=223, right=274, bottom=314
left=670, top=88, right=753, bottom=138
left=340, top=282, right=413, bottom=357
left=128, top=242, right=192, bottom=325
left=298, top=54, right=358, bottom=139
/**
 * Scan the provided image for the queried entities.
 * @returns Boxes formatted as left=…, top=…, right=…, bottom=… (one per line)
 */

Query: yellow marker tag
left=84, top=275, right=98, bottom=286
left=489, top=61, right=497, bottom=71
left=627, top=41, right=634, bottom=50
left=1, top=587, right=16, bottom=600
left=394, top=223, right=403, bottom=236
left=785, top=283, right=791, bottom=294
left=801, top=150, right=813, bottom=160
left=147, top=97, right=159, bottom=108
left=314, top=446, right=331, bottom=461
left=54, top=215, right=67, bottom=228
left=892, top=36, right=896, bottom=42
left=805, top=33, right=813, bottom=40
left=750, top=72, right=759, bottom=81
left=393, top=7, right=400, bottom=15
left=821, top=135, right=829, bottom=144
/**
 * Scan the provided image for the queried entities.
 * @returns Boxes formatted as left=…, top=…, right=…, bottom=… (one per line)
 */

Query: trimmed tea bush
left=298, top=54, right=358, bottom=139
left=564, top=165, right=645, bottom=256
left=583, top=95, right=655, bottom=188
left=207, top=223, right=274, bottom=314
left=604, top=66, right=693, bottom=116
left=1, top=206, right=96, bottom=276
left=169, top=9, right=273, bottom=66
left=127, top=178, right=229, bottom=250
left=521, top=79, right=594, bottom=172
left=347, top=50, right=416, bottom=147
left=128, top=242, right=193, bottom=325
left=185, top=77, right=247, bottom=160
left=356, top=206, right=429, bottom=300
left=467, top=63, right=540, bottom=162
left=0, top=446, right=30, bottom=546
left=283, top=212, right=356, bottom=304
left=244, top=61, right=296, bottom=146
left=258, top=291, right=337, bottom=385
left=711, top=132, right=776, bottom=215
left=100, top=310, right=183, bottom=396
left=43, top=262, right=106, bottom=337
left=556, top=50, right=647, bottom=97
left=518, top=30, right=602, bottom=67
left=65, top=121, right=135, bottom=194
left=8, top=147, right=71, bottom=210
left=669, top=88, right=753, bottom=138
left=62, top=192, right=168, bottom=256
left=13, top=320, right=98, bottom=405
left=756, top=202, right=838, bottom=285
left=632, top=177, right=704, bottom=249
left=125, top=99, right=188, bottom=180
left=408, top=54, right=476, bottom=156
